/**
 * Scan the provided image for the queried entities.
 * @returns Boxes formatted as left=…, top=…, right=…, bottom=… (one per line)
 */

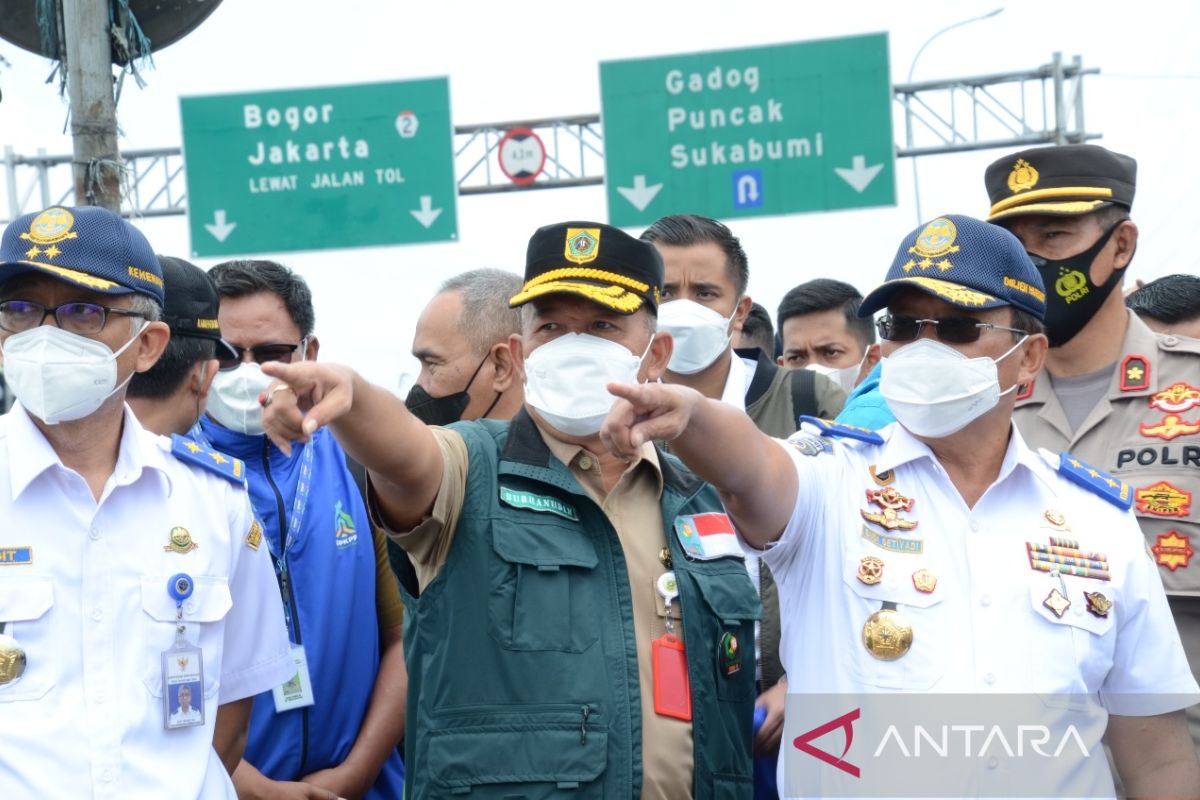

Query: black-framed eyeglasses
left=0, top=300, right=145, bottom=335
left=876, top=314, right=1025, bottom=344
left=217, top=340, right=305, bottom=371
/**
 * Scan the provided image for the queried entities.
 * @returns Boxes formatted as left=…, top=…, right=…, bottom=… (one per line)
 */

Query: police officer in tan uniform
left=985, top=144, right=1200, bottom=744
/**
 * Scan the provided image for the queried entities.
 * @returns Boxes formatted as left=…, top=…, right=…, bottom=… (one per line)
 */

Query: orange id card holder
left=652, top=633, right=692, bottom=721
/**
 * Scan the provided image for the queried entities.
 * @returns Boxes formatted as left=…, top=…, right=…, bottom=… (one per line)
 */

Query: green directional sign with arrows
left=180, top=78, right=458, bottom=257
left=600, top=34, right=895, bottom=228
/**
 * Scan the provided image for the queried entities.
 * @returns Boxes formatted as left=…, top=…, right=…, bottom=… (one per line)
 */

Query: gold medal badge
left=861, top=487, right=918, bottom=531
left=164, top=526, right=199, bottom=554
left=911, top=569, right=937, bottom=594
left=862, top=606, right=913, bottom=661
left=0, top=631, right=27, bottom=686
left=857, top=556, right=884, bottom=585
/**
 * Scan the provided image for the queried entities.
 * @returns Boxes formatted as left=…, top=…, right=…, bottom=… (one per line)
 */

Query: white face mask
left=524, top=332, right=650, bottom=437
left=207, top=362, right=273, bottom=436
left=657, top=299, right=735, bottom=374
left=806, top=356, right=864, bottom=394
left=1, top=323, right=145, bottom=424
left=879, top=337, right=1026, bottom=438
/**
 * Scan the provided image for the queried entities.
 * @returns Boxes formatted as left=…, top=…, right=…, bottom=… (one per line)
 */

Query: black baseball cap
left=984, top=144, right=1136, bottom=223
left=158, top=255, right=237, bottom=360
left=509, top=221, right=664, bottom=314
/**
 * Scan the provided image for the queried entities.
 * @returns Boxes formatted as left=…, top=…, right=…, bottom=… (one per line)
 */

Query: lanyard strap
left=189, top=423, right=315, bottom=638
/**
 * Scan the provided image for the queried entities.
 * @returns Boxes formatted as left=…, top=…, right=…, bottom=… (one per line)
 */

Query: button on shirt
left=762, top=422, right=1198, bottom=793
left=0, top=404, right=293, bottom=800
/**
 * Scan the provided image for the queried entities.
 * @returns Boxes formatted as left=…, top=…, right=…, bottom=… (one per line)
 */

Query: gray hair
left=438, top=269, right=524, bottom=356
left=128, top=293, right=162, bottom=333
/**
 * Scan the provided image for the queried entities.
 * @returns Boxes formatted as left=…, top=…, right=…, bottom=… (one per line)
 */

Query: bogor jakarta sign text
left=180, top=78, right=458, bottom=256
left=600, top=34, right=896, bottom=226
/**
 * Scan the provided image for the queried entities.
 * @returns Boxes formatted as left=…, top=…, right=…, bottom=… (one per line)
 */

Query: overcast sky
left=1, top=0, right=1197, bottom=391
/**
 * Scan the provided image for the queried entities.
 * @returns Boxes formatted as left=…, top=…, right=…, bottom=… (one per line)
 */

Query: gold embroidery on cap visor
left=7, top=261, right=121, bottom=293
left=509, top=266, right=653, bottom=313
left=875, top=276, right=996, bottom=308
left=987, top=186, right=1115, bottom=220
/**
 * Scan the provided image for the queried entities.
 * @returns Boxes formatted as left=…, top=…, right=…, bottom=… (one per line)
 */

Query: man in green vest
left=259, top=221, right=760, bottom=799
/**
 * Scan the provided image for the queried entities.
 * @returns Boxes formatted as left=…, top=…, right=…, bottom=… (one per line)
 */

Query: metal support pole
left=1072, top=54, right=1086, bottom=140
left=3, top=146, right=17, bottom=222
left=62, top=0, right=122, bottom=211
left=1052, top=52, right=1066, bottom=146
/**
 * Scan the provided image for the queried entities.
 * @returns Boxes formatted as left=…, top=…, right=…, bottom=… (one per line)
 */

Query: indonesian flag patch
left=673, top=512, right=744, bottom=561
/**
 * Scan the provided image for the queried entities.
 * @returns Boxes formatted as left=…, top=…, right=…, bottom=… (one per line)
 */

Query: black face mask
left=404, top=356, right=500, bottom=426
left=1028, top=219, right=1125, bottom=348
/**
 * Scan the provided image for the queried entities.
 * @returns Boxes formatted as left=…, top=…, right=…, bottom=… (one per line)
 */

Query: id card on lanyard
left=190, top=424, right=317, bottom=711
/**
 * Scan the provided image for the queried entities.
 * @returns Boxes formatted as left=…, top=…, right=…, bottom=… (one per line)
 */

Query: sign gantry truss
left=1, top=53, right=1094, bottom=224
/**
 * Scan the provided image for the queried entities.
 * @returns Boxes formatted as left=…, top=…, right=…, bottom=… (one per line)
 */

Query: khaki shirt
left=1014, top=311, right=1200, bottom=596
left=379, top=424, right=694, bottom=799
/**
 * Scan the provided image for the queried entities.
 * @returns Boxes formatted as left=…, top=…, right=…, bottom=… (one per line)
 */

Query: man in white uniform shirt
left=601, top=214, right=1200, bottom=797
left=0, top=206, right=292, bottom=799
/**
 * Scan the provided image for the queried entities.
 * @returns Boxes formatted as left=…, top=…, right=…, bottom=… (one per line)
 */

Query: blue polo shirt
left=199, top=418, right=404, bottom=797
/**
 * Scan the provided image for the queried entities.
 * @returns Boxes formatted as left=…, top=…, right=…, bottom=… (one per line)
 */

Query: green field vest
left=397, top=411, right=760, bottom=798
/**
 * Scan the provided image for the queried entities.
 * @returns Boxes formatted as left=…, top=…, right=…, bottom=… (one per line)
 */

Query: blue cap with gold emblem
left=858, top=214, right=1046, bottom=321
left=0, top=205, right=165, bottom=305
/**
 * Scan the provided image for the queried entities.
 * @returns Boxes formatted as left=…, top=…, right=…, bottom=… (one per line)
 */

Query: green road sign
left=600, top=34, right=895, bottom=228
left=181, top=78, right=457, bottom=257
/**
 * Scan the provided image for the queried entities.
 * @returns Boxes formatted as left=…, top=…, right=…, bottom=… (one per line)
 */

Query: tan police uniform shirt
left=1014, top=311, right=1200, bottom=597
left=383, top=425, right=694, bottom=799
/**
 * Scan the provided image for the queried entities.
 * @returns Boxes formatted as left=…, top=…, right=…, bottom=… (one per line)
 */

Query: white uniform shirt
left=763, top=421, right=1198, bottom=796
left=0, top=404, right=293, bottom=800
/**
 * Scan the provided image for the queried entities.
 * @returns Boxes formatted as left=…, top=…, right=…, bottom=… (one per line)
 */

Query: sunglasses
left=876, top=314, right=1025, bottom=344
left=217, top=339, right=305, bottom=371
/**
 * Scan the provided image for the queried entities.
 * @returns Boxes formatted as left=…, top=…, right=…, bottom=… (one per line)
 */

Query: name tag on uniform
left=273, top=645, right=316, bottom=712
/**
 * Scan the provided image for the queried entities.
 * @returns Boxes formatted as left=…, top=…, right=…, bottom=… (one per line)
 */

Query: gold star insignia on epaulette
left=209, top=452, right=228, bottom=465
left=1105, top=478, right=1118, bottom=488
left=184, top=441, right=202, bottom=454
left=1069, top=459, right=1082, bottom=469
left=1086, top=468, right=1100, bottom=478
left=1126, top=365, right=1145, bottom=382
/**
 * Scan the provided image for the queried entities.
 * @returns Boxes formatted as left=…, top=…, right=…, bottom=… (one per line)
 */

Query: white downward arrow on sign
left=204, top=209, right=237, bottom=242
left=834, top=155, right=884, bottom=193
left=617, top=175, right=663, bottom=212
left=410, top=196, right=443, bottom=229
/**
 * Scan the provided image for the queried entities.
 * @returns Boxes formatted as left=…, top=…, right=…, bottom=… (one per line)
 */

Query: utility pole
left=62, top=0, right=122, bottom=211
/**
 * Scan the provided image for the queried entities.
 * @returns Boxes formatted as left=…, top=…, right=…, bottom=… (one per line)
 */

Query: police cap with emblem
left=509, top=221, right=664, bottom=314
left=0, top=205, right=165, bottom=305
left=984, top=144, right=1137, bottom=223
left=858, top=214, right=1046, bottom=321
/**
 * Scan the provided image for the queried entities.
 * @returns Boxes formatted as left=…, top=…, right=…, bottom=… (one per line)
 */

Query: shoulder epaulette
left=1057, top=451, right=1132, bottom=510
left=170, top=433, right=246, bottom=485
left=798, top=416, right=884, bottom=445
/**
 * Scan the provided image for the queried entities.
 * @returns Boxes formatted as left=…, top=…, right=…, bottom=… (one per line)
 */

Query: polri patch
left=499, top=486, right=579, bottom=521
left=0, top=546, right=32, bottom=565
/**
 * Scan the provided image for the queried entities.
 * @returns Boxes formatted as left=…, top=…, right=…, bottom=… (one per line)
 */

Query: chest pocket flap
left=0, top=578, right=53, bottom=622
left=690, top=569, right=762, bottom=626
left=489, top=522, right=600, bottom=653
left=139, top=575, right=233, bottom=623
